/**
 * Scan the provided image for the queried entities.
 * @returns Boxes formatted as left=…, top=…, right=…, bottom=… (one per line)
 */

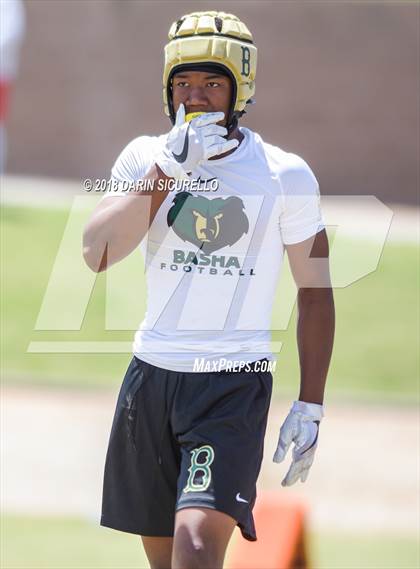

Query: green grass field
left=1, top=204, right=419, bottom=400
left=2, top=204, right=419, bottom=567
left=1, top=515, right=418, bottom=569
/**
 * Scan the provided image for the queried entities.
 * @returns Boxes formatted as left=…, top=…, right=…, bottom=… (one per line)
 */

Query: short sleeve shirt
left=107, top=127, right=324, bottom=372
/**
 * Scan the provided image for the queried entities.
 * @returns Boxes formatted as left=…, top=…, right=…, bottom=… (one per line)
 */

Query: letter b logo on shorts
left=183, top=445, right=215, bottom=493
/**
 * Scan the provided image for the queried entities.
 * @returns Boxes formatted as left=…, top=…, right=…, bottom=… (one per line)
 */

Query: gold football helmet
left=163, top=11, right=257, bottom=131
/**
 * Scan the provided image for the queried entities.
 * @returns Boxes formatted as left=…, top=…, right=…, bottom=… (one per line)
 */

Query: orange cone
left=227, top=491, right=309, bottom=569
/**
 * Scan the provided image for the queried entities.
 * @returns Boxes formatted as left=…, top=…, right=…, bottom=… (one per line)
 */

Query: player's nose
left=186, top=87, right=208, bottom=106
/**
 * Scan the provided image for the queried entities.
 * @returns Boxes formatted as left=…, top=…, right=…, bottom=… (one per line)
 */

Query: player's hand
left=273, top=400, right=324, bottom=486
left=156, top=104, right=239, bottom=178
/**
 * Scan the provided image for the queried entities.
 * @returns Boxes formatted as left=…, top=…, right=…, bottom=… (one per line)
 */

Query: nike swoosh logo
left=236, top=493, right=249, bottom=503
left=172, top=126, right=189, bottom=163
left=196, top=176, right=217, bottom=186
left=301, top=420, right=320, bottom=455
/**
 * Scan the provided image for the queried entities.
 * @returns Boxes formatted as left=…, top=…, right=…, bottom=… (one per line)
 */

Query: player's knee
left=173, top=536, right=217, bottom=569
left=181, top=537, right=208, bottom=560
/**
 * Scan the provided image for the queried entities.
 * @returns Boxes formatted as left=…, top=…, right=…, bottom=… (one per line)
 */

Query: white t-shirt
left=108, top=127, right=324, bottom=372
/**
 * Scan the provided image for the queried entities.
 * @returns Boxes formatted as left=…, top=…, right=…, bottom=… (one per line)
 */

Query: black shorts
left=101, top=356, right=272, bottom=541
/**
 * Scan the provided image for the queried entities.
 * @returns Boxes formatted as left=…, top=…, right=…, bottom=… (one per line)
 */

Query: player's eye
left=207, top=82, right=220, bottom=88
left=175, top=81, right=189, bottom=88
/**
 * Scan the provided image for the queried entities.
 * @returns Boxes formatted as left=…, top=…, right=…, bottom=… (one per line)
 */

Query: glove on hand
left=273, top=400, right=324, bottom=486
left=155, top=104, right=239, bottom=179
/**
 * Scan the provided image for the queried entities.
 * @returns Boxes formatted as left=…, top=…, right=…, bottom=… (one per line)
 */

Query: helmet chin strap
left=226, top=110, right=247, bottom=136
left=226, top=113, right=238, bottom=136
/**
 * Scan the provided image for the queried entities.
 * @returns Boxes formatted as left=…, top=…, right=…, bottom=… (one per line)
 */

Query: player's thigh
left=141, top=536, right=173, bottom=569
left=172, top=507, right=236, bottom=569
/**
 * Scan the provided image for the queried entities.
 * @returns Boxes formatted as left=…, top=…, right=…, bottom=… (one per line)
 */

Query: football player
left=83, top=11, right=335, bottom=569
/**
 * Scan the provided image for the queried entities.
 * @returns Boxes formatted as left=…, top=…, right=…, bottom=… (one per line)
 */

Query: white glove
left=273, top=400, right=324, bottom=486
left=155, top=104, right=239, bottom=179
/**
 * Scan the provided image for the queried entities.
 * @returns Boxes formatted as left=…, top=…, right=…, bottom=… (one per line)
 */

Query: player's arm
left=273, top=154, right=334, bottom=485
left=272, top=229, right=334, bottom=486
left=285, top=228, right=335, bottom=405
left=82, top=164, right=171, bottom=273
left=83, top=105, right=236, bottom=273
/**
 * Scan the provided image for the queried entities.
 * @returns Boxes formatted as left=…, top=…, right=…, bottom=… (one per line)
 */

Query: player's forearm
left=83, top=165, right=171, bottom=272
left=296, top=287, right=335, bottom=405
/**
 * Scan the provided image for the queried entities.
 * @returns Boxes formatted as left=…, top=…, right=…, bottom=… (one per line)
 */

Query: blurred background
left=1, top=1, right=419, bottom=568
